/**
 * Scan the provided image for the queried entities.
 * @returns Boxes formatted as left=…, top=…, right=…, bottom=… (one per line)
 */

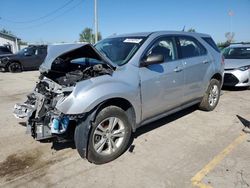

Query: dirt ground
left=0, top=71, right=250, bottom=188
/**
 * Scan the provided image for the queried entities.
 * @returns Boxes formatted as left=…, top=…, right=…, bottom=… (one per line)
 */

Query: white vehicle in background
left=223, top=43, right=250, bottom=87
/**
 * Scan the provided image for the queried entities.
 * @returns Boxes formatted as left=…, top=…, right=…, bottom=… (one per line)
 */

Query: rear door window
left=178, top=36, right=207, bottom=59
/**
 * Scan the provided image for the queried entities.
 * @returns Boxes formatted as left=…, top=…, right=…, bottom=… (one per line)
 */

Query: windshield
left=95, top=36, right=146, bottom=65
left=223, top=47, right=250, bottom=59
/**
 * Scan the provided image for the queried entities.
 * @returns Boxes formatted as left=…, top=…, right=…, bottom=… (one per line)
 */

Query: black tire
left=8, top=62, right=22, bottom=73
left=77, top=106, right=132, bottom=164
left=199, top=79, right=221, bottom=111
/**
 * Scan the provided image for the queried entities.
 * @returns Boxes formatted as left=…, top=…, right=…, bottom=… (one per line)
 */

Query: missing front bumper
left=13, top=103, right=35, bottom=119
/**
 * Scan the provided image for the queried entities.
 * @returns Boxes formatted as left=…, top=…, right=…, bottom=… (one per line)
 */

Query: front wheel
left=76, top=106, right=132, bottom=164
left=8, top=62, right=22, bottom=73
left=199, top=79, right=221, bottom=111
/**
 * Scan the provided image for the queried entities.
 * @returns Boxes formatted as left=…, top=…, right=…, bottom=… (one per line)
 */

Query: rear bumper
left=223, top=69, right=250, bottom=87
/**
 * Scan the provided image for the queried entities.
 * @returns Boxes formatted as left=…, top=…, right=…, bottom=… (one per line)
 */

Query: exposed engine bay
left=13, top=44, right=113, bottom=141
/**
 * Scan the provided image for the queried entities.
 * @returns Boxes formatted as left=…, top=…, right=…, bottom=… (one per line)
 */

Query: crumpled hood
left=39, top=43, right=116, bottom=72
left=224, top=59, right=250, bottom=69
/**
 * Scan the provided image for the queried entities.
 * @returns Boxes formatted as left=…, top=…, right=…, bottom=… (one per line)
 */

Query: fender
left=56, top=75, right=141, bottom=124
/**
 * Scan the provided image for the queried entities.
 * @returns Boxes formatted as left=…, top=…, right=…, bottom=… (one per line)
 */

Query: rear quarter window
left=202, top=37, right=220, bottom=53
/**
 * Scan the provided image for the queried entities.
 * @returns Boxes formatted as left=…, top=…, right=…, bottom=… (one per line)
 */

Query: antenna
left=182, top=26, right=185, bottom=32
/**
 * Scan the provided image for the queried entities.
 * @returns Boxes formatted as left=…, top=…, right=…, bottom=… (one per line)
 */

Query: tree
left=18, top=40, right=28, bottom=46
left=0, top=28, right=12, bottom=35
left=79, top=27, right=102, bottom=44
left=217, top=41, right=230, bottom=50
left=187, top=28, right=196, bottom=32
left=225, top=32, right=235, bottom=43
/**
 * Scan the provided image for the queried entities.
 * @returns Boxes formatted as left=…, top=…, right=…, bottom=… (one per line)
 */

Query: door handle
left=203, top=60, right=210, bottom=64
left=174, top=66, right=183, bottom=72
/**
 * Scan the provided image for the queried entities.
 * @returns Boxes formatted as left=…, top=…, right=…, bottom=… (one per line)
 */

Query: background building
left=0, top=31, right=21, bottom=53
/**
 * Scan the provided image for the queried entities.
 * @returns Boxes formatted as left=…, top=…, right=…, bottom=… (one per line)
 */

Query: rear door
left=139, top=36, right=185, bottom=121
left=176, top=36, right=210, bottom=102
left=21, top=48, right=39, bottom=70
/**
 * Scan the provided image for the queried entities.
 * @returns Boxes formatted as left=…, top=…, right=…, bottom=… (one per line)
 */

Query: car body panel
left=224, top=69, right=250, bottom=86
left=56, top=64, right=142, bottom=124
left=223, top=45, right=250, bottom=87
left=224, top=59, right=250, bottom=69
left=139, top=59, right=185, bottom=121
left=40, top=43, right=116, bottom=73
left=13, top=31, right=223, bottom=145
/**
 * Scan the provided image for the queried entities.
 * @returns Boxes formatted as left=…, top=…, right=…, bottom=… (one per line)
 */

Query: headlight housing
left=238, top=65, right=250, bottom=71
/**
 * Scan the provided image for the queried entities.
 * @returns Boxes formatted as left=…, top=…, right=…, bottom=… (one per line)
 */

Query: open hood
left=39, top=43, right=117, bottom=72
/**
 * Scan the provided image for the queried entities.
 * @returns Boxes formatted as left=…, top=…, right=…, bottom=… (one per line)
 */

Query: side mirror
left=141, top=54, right=164, bottom=67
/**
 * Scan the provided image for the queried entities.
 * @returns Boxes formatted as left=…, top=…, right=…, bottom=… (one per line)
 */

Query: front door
left=139, top=36, right=184, bottom=121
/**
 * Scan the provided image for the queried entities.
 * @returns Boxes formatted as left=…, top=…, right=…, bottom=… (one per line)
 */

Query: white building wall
left=0, top=36, right=19, bottom=53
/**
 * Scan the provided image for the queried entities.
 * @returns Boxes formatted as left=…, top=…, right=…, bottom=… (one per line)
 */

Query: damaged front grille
left=13, top=77, right=73, bottom=141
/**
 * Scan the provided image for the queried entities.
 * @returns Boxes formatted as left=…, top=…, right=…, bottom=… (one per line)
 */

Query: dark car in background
left=0, top=45, right=47, bottom=72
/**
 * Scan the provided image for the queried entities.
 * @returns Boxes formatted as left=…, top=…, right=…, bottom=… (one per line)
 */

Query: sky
left=0, top=0, right=249, bottom=44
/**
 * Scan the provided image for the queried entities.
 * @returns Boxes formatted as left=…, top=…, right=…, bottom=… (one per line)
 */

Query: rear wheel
left=86, top=106, right=132, bottom=164
left=199, top=79, right=221, bottom=111
left=8, top=62, right=22, bottom=73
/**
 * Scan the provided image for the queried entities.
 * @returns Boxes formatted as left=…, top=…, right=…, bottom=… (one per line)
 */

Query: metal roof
left=0, top=31, right=21, bottom=40
left=107, top=31, right=211, bottom=39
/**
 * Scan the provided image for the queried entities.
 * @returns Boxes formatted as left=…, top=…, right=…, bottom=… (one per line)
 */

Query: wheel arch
left=7, top=60, right=23, bottom=71
left=211, top=73, right=222, bottom=82
left=211, top=73, right=223, bottom=87
left=93, top=97, right=137, bottom=132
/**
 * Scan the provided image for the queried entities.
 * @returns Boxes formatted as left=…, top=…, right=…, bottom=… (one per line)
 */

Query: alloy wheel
left=208, top=85, right=219, bottom=106
left=92, top=117, right=125, bottom=155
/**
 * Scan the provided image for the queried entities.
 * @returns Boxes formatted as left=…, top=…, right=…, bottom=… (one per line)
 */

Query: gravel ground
left=0, top=71, right=249, bottom=188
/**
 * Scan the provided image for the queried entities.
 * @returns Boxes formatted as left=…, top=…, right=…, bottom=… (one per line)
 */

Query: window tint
left=18, top=47, right=36, bottom=55
left=144, top=37, right=177, bottom=62
left=95, top=37, right=146, bottom=66
left=0, top=46, right=11, bottom=54
left=179, top=37, right=207, bottom=58
left=223, top=47, right=250, bottom=59
left=202, top=37, right=220, bottom=52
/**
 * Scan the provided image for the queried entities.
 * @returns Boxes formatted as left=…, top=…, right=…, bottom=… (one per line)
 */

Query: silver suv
left=14, top=31, right=224, bottom=164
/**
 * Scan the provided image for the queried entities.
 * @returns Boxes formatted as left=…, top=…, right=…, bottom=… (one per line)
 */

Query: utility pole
left=94, top=0, right=98, bottom=43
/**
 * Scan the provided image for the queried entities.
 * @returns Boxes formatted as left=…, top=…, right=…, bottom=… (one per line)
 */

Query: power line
left=1, top=0, right=83, bottom=30
left=0, top=0, right=75, bottom=24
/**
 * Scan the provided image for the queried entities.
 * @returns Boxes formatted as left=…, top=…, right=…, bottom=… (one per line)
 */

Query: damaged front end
left=13, top=43, right=114, bottom=141
left=14, top=78, right=76, bottom=140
